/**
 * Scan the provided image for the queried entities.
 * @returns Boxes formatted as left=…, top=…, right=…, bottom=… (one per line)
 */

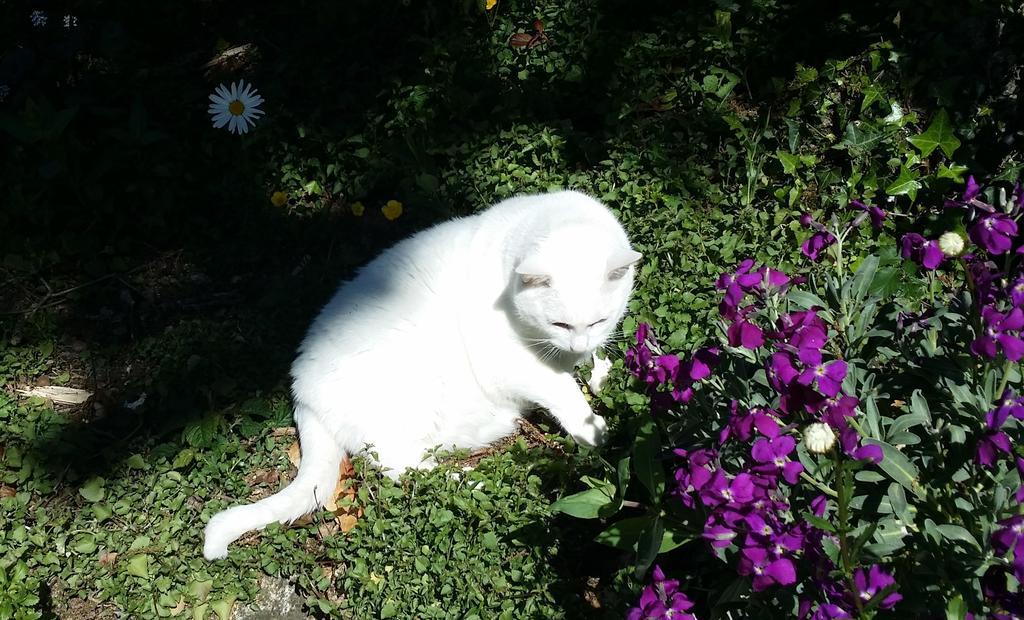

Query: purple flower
left=684, top=347, right=721, bottom=382
left=969, top=213, right=1019, bottom=255
left=1010, top=275, right=1024, bottom=307
left=751, top=435, right=804, bottom=485
left=900, top=233, right=944, bottom=270
left=672, top=448, right=717, bottom=507
left=850, top=565, right=901, bottom=610
left=802, top=231, right=837, bottom=262
left=835, top=425, right=882, bottom=463
left=975, top=415, right=1012, bottom=468
left=700, top=471, right=755, bottom=508
left=971, top=306, right=1024, bottom=361
left=727, top=318, right=765, bottom=350
left=944, top=175, right=991, bottom=214
left=720, top=403, right=780, bottom=444
left=851, top=199, right=886, bottom=229
left=964, top=175, right=982, bottom=201
left=767, top=352, right=800, bottom=393
left=717, top=261, right=792, bottom=319
left=991, top=515, right=1024, bottom=560
left=626, top=565, right=698, bottom=620
left=703, top=516, right=738, bottom=549
left=736, top=546, right=797, bottom=591
left=809, top=604, right=852, bottom=620
left=796, top=348, right=848, bottom=398
left=964, top=254, right=1000, bottom=306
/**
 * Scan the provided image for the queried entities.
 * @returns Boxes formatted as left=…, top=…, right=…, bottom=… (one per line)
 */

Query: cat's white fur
left=203, top=190, right=639, bottom=560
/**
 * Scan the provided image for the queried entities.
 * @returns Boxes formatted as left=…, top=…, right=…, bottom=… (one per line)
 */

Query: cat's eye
left=588, top=319, right=606, bottom=328
left=551, top=322, right=572, bottom=330
left=521, top=274, right=551, bottom=288
left=607, top=266, right=630, bottom=281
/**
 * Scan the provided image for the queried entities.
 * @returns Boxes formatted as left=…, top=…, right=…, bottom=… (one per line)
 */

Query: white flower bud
left=938, top=231, right=965, bottom=257
left=803, top=423, right=836, bottom=454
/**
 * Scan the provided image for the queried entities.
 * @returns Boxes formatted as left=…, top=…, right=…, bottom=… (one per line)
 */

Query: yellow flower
left=382, top=200, right=403, bottom=221
left=350, top=201, right=365, bottom=217
left=485, top=0, right=497, bottom=9
left=270, top=191, right=288, bottom=207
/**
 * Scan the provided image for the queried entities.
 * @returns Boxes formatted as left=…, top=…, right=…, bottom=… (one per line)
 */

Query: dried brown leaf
left=169, top=597, right=187, bottom=616
left=337, top=514, right=359, bottom=533
left=98, top=551, right=118, bottom=566
left=287, top=441, right=302, bottom=468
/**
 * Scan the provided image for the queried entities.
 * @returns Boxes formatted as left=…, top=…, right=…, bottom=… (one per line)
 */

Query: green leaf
left=92, top=502, right=113, bottom=523
left=802, top=513, right=835, bottom=533
left=860, top=85, right=883, bottom=112
left=775, top=151, right=802, bottom=175
left=908, top=109, right=961, bottom=158
left=595, top=516, right=692, bottom=552
left=381, top=602, right=398, bottom=618
left=946, top=595, right=967, bottom=620
left=937, top=162, right=969, bottom=182
left=887, top=483, right=911, bottom=522
left=935, top=524, right=981, bottom=550
left=848, top=254, right=879, bottom=304
left=634, top=418, right=666, bottom=501
left=550, top=487, right=617, bottom=519
left=634, top=515, right=664, bottom=579
left=615, top=455, right=631, bottom=497
left=864, top=439, right=923, bottom=498
left=127, top=554, right=150, bottom=579
left=885, top=167, right=921, bottom=200
left=79, top=477, right=106, bottom=503
left=481, top=532, right=498, bottom=550
left=72, top=534, right=96, bottom=554
left=211, top=598, right=235, bottom=620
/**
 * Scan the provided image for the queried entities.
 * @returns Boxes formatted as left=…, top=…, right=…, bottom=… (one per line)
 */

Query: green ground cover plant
left=1, top=0, right=1022, bottom=617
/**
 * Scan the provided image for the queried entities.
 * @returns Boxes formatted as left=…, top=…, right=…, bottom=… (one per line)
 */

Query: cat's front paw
left=587, top=354, right=613, bottom=394
left=570, top=414, right=607, bottom=447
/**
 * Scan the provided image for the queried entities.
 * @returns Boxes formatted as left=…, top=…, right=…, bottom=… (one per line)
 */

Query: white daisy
left=208, top=80, right=265, bottom=135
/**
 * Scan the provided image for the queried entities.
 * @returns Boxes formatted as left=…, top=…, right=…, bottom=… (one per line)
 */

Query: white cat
left=203, top=190, right=640, bottom=560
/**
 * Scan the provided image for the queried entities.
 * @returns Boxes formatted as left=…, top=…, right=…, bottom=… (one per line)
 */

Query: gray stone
left=231, top=576, right=311, bottom=620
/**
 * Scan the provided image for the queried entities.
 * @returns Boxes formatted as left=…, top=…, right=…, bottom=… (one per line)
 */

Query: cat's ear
left=515, top=257, right=551, bottom=288
left=607, top=249, right=642, bottom=281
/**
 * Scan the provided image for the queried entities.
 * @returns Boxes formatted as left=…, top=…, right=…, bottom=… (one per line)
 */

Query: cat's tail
left=203, top=409, right=343, bottom=560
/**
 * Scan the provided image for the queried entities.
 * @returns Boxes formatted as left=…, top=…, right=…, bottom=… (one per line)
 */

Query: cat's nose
left=569, top=333, right=589, bottom=352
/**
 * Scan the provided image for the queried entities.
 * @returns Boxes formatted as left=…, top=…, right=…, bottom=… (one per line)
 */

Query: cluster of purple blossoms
left=974, top=389, right=1024, bottom=471
left=799, top=564, right=902, bottom=619
left=799, top=200, right=886, bottom=263
left=715, top=261, right=881, bottom=463
left=673, top=407, right=806, bottom=593
left=626, top=565, right=697, bottom=620
left=626, top=323, right=721, bottom=411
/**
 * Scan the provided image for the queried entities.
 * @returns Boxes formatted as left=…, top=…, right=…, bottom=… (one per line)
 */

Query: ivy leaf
left=776, top=150, right=802, bottom=175
left=79, top=477, right=106, bottom=503
left=907, top=109, right=961, bottom=158
left=885, top=167, right=921, bottom=201
left=937, top=162, right=969, bottom=182
left=127, top=554, right=150, bottom=579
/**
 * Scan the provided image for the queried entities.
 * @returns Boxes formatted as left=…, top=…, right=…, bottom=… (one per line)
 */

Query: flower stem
left=800, top=470, right=838, bottom=498
left=833, top=450, right=864, bottom=615
left=994, top=359, right=1015, bottom=401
